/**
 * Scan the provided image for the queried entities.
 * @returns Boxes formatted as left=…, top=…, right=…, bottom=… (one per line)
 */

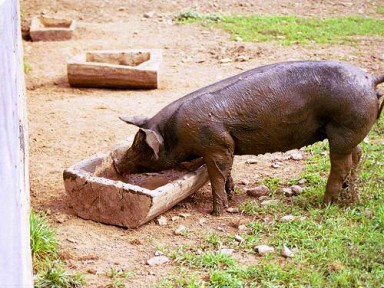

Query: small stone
left=245, top=158, right=257, bottom=164
left=235, top=55, right=249, bottom=62
left=87, top=268, right=97, bottom=275
left=143, top=11, right=155, bottom=18
left=238, top=224, right=248, bottom=231
left=280, top=215, right=296, bottom=222
left=282, top=187, right=294, bottom=197
left=217, top=226, right=225, bottom=232
left=235, top=234, right=244, bottom=243
left=281, top=245, right=294, bottom=258
left=171, top=216, right=180, bottom=222
left=179, top=213, right=191, bottom=218
left=196, top=249, right=203, bottom=255
left=219, top=58, right=232, bottom=64
left=66, top=238, right=78, bottom=243
left=255, top=245, right=275, bottom=255
left=174, top=225, right=187, bottom=235
left=240, top=179, right=250, bottom=185
left=220, top=248, right=235, bottom=255
left=198, top=218, right=207, bottom=226
left=154, top=250, right=164, bottom=256
left=55, top=214, right=68, bottom=223
left=147, top=255, right=170, bottom=266
left=156, top=216, right=168, bottom=226
left=258, top=196, right=269, bottom=201
left=246, top=185, right=270, bottom=198
left=298, top=179, right=307, bottom=185
left=260, top=199, right=278, bottom=206
left=286, top=150, right=303, bottom=160
left=290, top=185, right=304, bottom=195
left=271, top=162, right=282, bottom=169
left=227, top=207, right=240, bottom=213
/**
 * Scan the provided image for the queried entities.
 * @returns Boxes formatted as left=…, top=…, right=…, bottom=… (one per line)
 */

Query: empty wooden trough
left=30, top=16, right=76, bottom=41
left=63, top=144, right=209, bottom=228
left=67, top=49, right=162, bottom=89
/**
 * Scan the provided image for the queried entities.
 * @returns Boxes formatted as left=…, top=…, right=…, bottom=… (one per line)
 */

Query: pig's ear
left=119, top=115, right=149, bottom=128
left=138, top=128, right=163, bottom=160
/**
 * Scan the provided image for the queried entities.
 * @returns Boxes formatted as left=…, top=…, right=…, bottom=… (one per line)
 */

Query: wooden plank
left=0, top=0, right=33, bottom=286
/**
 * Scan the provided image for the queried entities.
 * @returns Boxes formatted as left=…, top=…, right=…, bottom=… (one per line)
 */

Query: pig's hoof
left=210, top=206, right=223, bottom=216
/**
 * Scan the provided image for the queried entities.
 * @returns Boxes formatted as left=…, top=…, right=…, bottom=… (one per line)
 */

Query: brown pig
left=114, top=60, right=384, bottom=215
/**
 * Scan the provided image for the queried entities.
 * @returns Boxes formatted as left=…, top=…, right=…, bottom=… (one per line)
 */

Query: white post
left=0, top=0, right=33, bottom=286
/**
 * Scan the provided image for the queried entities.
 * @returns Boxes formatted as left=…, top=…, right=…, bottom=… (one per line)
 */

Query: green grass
left=31, top=211, right=85, bottom=288
left=174, top=12, right=384, bottom=45
left=160, top=117, right=384, bottom=287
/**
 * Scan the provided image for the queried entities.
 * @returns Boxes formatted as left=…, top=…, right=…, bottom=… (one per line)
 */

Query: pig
left=113, top=60, right=384, bottom=215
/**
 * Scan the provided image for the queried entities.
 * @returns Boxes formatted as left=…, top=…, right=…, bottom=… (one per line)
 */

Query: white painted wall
left=0, top=0, right=33, bottom=286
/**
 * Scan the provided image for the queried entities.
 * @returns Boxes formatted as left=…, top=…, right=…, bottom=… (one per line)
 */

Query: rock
left=281, top=245, right=294, bottom=258
left=156, top=215, right=168, bottom=226
left=286, top=149, right=303, bottom=160
left=147, top=255, right=170, bottom=266
left=154, top=250, right=164, bottom=256
left=271, top=162, right=283, bottom=169
left=245, top=158, right=257, bottom=164
left=179, top=213, right=191, bottom=218
left=174, top=225, right=187, bottom=235
left=219, top=58, right=232, bottom=64
left=198, top=218, right=207, bottom=226
left=220, top=248, right=235, bottom=255
left=143, top=11, right=155, bottom=18
left=298, top=179, right=307, bottom=185
left=238, top=224, right=248, bottom=232
left=226, top=207, right=240, bottom=213
left=235, top=234, right=244, bottom=243
left=171, top=216, right=180, bottom=222
left=290, top=185, right=304, bottom=195
left=246, top=185, right=270, bottom=198
left=55, top=213, right=68, bottom=223
left=280, top=215, right=296, bottom=222
left=258, top=196, right=269, bottom=201
left=87, top=268, right=97, bottom=275
left=260, top=199, right=278, bottom=206
left=255, top=245, right=275, bottom=255
left=282, top=187, right=294, bottom=197
left=240, top=179, right=250, bottom=185
left=235, top=55, right=249, bottom=62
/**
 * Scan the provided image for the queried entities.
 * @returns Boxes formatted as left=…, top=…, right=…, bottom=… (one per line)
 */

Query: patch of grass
left=161, top=117, right=384, bottom=287
left=174, top=13, right=384, bottom=45
left=106, top=267, right=132, bottom=288
left=31, top=211, right=86, bottom=287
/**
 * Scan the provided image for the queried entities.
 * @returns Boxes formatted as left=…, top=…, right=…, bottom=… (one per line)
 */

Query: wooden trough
left=67, top=49, right=162, bottom=89
left=63, top=144, right=209, bottom=228
left=30, top=16, right=75, bottom=41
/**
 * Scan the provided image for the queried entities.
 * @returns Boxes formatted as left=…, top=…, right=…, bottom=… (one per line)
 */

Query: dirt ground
left=21, top=0, right=384, bottom=286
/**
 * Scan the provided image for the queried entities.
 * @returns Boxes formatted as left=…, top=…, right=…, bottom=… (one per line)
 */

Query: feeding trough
left=67, top=49, right=162, bottom=89
left=30, top=16, right=75, bottom=41
left=63, top=143, right=209, bottom=228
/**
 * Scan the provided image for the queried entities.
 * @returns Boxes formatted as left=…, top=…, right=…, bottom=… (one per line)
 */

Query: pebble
left=298, top=179, right=307, bottom=185
left=219, top=58, right=232, bottom=64
left=291, top=185, right=304, bottom=195
left=281, top=245, right=294, bottom=258
left=147, top=255, right=170, bottom=266
left=171, top=216, right=180, bottom=222
left=198, top=218, right=207, bottom=226
left=55, top=214, right=68, bottom=224
left=286, top=149, right=303, bottom=160
left=245, top=158, right=258, bottom=164
left=246, top=185, right=270, bottom=198
left=271, top=162, right=283, bottom=169
left=260, top=199, right=279, bottom=206
left=227, top=207, right=240, bottom=213
left=179, top=213, right=191, bottom=218
left=235, top=234, right=244, bottom=243
left=174, top=225, right=187, bottom=235
left=240, top=179, right=250, bottom=185
left=235, top=55, right=249, bottom=62
left=255, top=245, right=275, bottom=255
left=143, top=11, right=155, bottom=18
left=154, top=250, right=164, bottom=256
left=282, top=187, right=294, bottom=197
left=156, top=215, right=168, bottom=226
left=280, top=215, right=296, bottom=222
left=220, top=248, right=235, bottom=255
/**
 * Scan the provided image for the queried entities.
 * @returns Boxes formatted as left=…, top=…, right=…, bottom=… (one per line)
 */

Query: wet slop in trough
left=63, top=145, right=208, bottom=228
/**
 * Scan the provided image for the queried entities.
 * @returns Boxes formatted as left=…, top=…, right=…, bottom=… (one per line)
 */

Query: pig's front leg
left=204, top=149, right=234, bottom=215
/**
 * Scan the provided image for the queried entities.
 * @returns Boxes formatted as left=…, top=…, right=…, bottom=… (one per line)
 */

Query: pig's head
left=112, top=116, right=167, bottom=175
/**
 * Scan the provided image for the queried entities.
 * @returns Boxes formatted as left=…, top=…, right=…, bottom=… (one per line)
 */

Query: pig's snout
left=110, top=147, right=138, bottom=175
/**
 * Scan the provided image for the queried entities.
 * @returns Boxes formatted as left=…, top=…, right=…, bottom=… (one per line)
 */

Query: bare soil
left=22, top=0, right=384, bottom=286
